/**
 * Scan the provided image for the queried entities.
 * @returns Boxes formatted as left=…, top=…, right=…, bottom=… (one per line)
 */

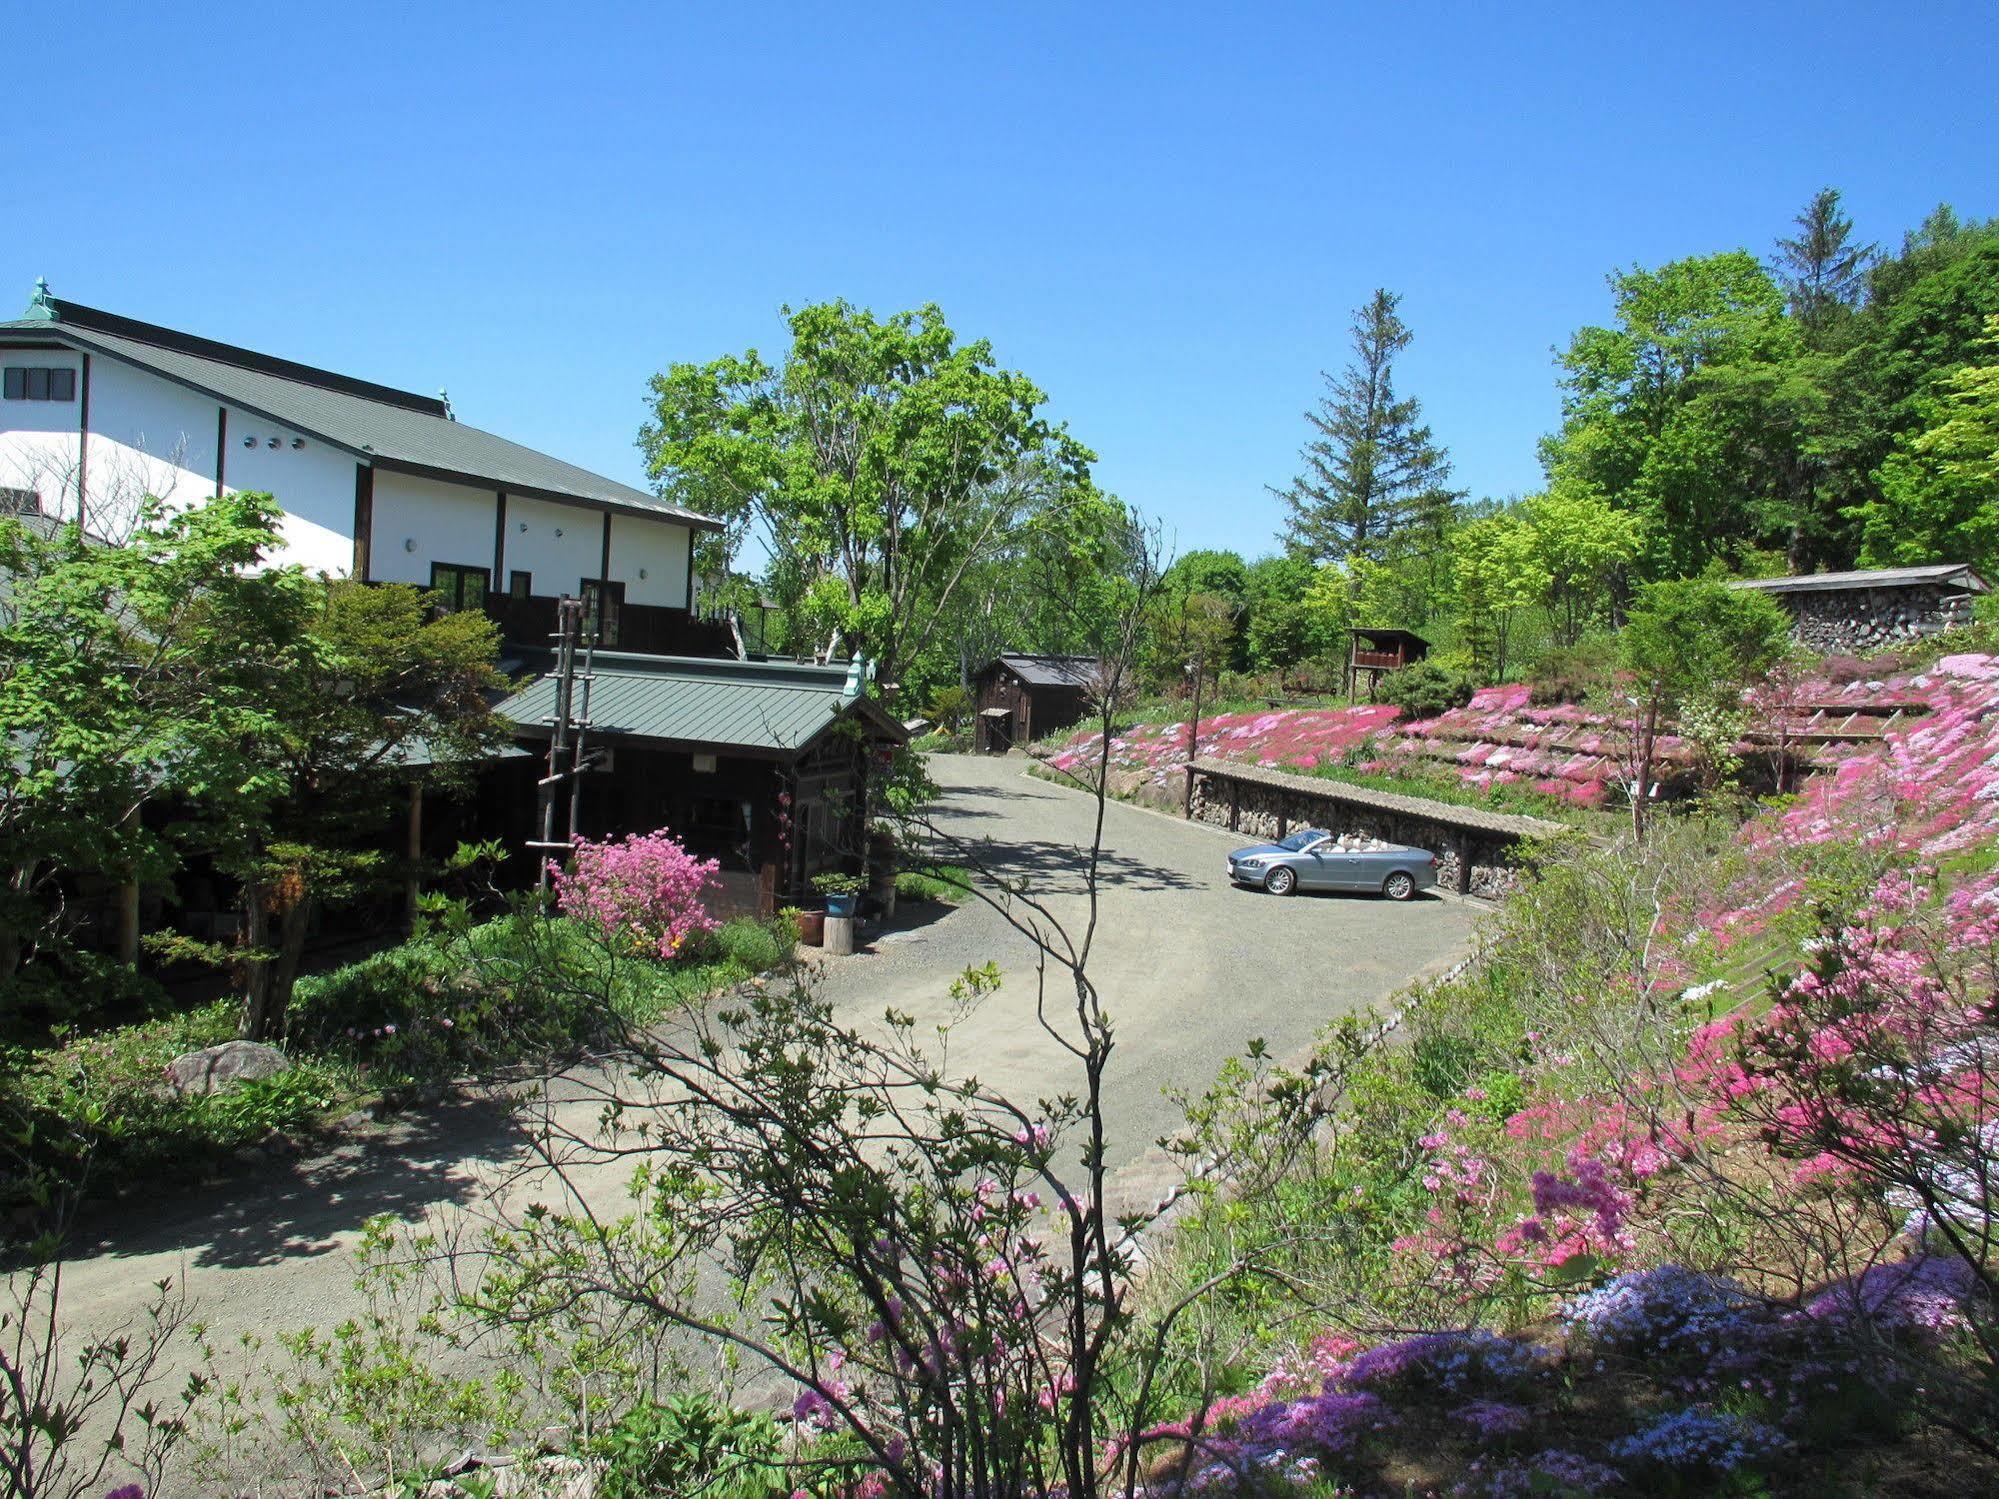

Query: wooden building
left=494, top=652, right=906, bottom=912
left=1344, top=627, right=1429, bottom=700
left=971, top=654, right=1101, bottom=753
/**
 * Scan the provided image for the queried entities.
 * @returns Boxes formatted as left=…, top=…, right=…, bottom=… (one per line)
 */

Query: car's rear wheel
left=1383, top=871, right=1416, bottom=902
left=1264, top=866, right=1297, bottom=897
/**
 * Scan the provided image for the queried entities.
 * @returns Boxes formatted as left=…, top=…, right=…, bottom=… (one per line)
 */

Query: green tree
left=1543, top=251, right=1798, bottom=577
left=220, top=580, right=506, bottom=1041
left=1858, top=315, right=1999, bottom=575
left=1774, top=187, right=1875, bottom=346
left=639, top=302, right=1096, bottom=691
left=1272, top=289, right=1457, bottom=565
left=1618, top=576, right=1790, bottom=838
left=1448, top=511, right=1546, bottom=681
left=1241, top=553, right=1327, bottom=674
left=1519, top=482, right=1645, bottom=647
left=0, top=493, right=287, bottom=995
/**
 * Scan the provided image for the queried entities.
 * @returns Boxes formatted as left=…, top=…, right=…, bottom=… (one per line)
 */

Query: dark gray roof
left=1, top=297, right=721, bottom=530
left=497, top=651, right=904, bottom=756
left=1729, top=564, right=1990, bottom=595
left=987, top=654, right=1102, bottom=689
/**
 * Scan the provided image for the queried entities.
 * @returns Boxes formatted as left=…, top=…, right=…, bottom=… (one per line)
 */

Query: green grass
left=896, top=864, right=974, bottom=904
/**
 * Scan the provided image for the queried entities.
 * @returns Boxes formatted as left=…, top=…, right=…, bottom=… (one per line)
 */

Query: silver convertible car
left=1226, top=828, right=1438, bottom=900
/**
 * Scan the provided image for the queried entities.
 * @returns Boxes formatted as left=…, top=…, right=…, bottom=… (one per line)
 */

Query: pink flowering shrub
left=551, top=829, right=720, bottom=960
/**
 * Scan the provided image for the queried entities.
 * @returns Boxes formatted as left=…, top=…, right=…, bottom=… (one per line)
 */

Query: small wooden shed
left=1344, top=628, right=1429, bottom=700
left=971, top=654, right=1101, bottom=753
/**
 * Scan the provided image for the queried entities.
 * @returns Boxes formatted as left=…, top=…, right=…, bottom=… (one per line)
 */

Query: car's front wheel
left=1264, top=866, right=1297, bottom=897
left=1383, top=871, right=1416, bottom=902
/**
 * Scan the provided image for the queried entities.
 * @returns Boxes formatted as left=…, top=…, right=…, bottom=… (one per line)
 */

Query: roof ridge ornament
left=439, top=388, right=455, bottom=421
left=24, top=277, right=56, bottom=321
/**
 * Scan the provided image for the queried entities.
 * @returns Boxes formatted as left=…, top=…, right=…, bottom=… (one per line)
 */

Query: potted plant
left=812, top=871, right=866, bottom=920
left=782, top=903, right=824, bottom=948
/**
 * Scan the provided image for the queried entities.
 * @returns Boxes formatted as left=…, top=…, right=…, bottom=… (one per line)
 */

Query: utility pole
left=1182, top=645, right=1205, bottom=819
left=530, top=595, right=600, bottom=895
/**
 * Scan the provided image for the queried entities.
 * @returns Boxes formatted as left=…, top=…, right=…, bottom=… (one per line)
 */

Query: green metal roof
left=497, top=652, right=903, bottom=756
left=1, top=295, right=721, bottom=530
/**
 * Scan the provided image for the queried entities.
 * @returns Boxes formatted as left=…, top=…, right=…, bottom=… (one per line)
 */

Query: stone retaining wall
left=1189, top=766, right=1557, bottom=899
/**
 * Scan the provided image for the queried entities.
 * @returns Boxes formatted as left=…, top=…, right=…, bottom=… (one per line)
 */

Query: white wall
left=504, top=493, right=603, bottom=596
left=81, top=356, right=220, bottom=533
left=223, top=407, right=358, bottom=576
left=607, top=513, right=691, bottom=607
left=370, top=470, right=498, bottom=586
left=0, top=349, right=85, bottom=518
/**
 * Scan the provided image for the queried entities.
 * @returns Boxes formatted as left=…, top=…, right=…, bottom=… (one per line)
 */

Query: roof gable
left=1, top=293, right=720, bottom=530
left=1729, top=564, right=1990, bottom=596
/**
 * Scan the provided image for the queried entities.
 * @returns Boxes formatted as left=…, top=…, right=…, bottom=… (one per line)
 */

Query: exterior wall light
left=638, top=567, right=648, bottom=580
left=554, top=527, right=564, bottom=538
left=291, top=438, right=305, bottom=450
left=518, top=521, right=528, bottom=532
left=267, top=437, right=280, bottom=448
left=404, top=538, right=416, bottom=552
left=242, top=435, right=257, bottom=448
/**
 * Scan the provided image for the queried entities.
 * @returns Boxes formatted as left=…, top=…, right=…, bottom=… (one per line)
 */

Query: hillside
left=1136, top=652, right=1999, bottom=1497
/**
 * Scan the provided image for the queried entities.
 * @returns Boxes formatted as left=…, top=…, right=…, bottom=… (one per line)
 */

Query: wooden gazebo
left=1344, top=627, right=1429, bottom=700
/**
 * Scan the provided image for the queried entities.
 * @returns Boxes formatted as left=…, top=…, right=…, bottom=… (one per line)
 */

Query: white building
left=0, top=279, right=726, bottom=653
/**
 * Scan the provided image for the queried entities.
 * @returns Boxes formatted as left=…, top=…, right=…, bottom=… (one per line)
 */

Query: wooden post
left=404, top=780, right=424, bottom=932
left=115, top=808, right=140, bottom=966
left=1449, top=831, right=1471, bottom=894
left=1229, top=778, right=1240, bottom=832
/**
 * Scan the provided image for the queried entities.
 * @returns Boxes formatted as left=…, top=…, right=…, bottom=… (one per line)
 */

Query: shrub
left=595, top=1394, right=787, bottom=1499
left=551, top=830, right=720, bottom=960
left=1378, top=659, right=1475, bottom=720
left=1526, top=637, right=1618, bottom=706
left=709, top=915, right=787, bottom=975
left=926, top=683, right=972, bottom=737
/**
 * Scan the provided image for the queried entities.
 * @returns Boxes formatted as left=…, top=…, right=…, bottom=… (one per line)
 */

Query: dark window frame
left=428, top=561, right=491, bottom=614
left=509, top=569, right=532, bottom=600
left=2, top=366, right=75, bottom=402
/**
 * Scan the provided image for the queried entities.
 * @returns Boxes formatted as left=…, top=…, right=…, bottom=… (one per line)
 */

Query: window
left=429, top=562, right=490, bottom=614
left=580, top=579, right=624, bottom=647
left=0, top=488, right=39, bottom=516
left=509, top=569, right=532, bottom=600
left=3, top=366, right=77, bottom=402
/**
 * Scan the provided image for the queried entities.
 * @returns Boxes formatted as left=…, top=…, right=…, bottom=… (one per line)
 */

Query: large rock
left=164, top=1040, right=291, bottom=1096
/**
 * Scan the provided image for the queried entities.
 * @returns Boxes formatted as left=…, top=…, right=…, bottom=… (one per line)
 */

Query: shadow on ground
left=67, top=1091, right=527, bottom=1270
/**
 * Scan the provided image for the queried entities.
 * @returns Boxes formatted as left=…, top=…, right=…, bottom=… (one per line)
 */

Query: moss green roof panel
left=496, top=652, right=885, bottom=754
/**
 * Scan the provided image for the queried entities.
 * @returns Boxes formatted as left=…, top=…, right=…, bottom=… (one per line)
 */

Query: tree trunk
left=1631, top=698, right=1660, bottom=843
left=240, top=886, right=313, bottom=1043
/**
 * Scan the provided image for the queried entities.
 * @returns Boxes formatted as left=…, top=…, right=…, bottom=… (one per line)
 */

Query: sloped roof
left=985, top=653, right=1101, bottom=689
left=0, top=293, right=720, bottom=529
left=497, top=651, right=905, bottom=756
left=1729, top=564, right=1989, bottom=595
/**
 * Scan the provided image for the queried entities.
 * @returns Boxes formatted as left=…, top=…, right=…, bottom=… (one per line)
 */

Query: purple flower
left=1611, top=1405, right=1784, bottom=1471
left=1453, top=1448, right=1620, bottom=1498
left=1230, top=1389, right=1394, bottom=1460
left=103, top=1488, right=146, bottom=1499
left=1340, top=1330, right=1542, bottom=1395
left=1560, top=1264, right=1756, bottom=1358
left=1452, top=1398, right=1532, bottom=1443
left=1805, top=1254, right=1983, bottom=1334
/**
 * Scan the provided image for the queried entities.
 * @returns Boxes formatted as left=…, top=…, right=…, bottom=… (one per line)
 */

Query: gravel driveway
left=829, top=753, right=1479, bottom=1209
left=44, top=751, right=1476, bottom=1471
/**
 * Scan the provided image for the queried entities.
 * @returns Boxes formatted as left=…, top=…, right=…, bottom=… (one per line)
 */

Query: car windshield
left=1276, top=829, right=1327, bottom=851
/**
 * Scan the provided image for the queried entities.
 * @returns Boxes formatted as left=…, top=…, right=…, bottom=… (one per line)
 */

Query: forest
left=642, top=189, right=1999, bottom=713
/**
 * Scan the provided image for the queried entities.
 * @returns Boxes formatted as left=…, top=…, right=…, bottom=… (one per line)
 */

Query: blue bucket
left=824, top=892, right=859, bottom=919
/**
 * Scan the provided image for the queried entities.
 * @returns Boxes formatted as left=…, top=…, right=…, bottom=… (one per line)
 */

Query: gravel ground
left=41, top=751, right=1477, bottom=1485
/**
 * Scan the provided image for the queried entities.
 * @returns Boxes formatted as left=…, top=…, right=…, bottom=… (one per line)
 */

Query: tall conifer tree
left=1272, top=289, right=1456, bottom=565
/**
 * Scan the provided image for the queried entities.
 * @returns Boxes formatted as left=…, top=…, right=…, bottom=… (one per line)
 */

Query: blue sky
left=14, top=2, right=1996, bottom=561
